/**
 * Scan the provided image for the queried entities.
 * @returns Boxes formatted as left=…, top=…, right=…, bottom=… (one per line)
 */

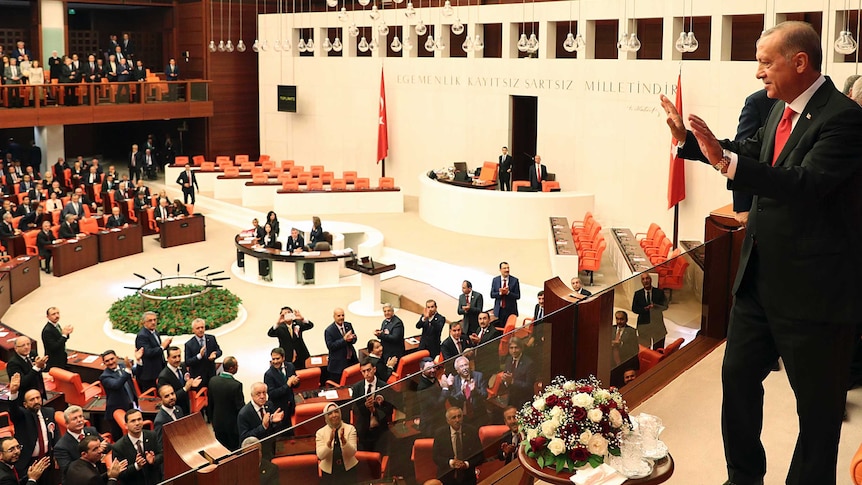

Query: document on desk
left=310, top=356, right=324, bottom=365
left=82, top=355, right=100, bottom=364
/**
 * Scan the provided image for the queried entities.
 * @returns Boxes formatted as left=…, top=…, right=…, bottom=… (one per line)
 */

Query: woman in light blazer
left=316, top=402, right=358, bottom=485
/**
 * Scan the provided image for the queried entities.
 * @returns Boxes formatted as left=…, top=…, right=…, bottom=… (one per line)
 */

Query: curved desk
left=418, top=173, right=594, bottom=239
left=233, top=235, right=354, bottom=287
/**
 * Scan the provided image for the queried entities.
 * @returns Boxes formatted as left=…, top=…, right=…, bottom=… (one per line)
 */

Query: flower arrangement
left=518, top=375, right=630, bottom=472
left=108, top=284, right=242, bottom=335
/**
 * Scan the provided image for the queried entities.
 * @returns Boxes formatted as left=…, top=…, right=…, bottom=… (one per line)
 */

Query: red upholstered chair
left=192, top=155, right=205, bottom=166
left=512, top=180, right=530, bottom=191
left=307, top=179, right=324, bottom=191
left=579, top=239, right=606, bottom=285
left=479, top=424, right=510, bottom=460
left=386, top=350, right=430, bottom=391
left=281, top=160, right=295, bottom=169
left=330, top=179, right=347, bottom=190
left=851, top=442, right=862, bottom=484
left=258, top=154, right=271, bottom=162
left=542, top=181, right=560, bottom=192
left=291, top=402, right=329, bottom=436
left=342, top=171, right=357, bottom=183
left=354, top=451, right=387, bottom=481
left=412, top=438, right=436, bottom=485
left=378, top=177, right=395, bottom=189
left=320, top=172, right=334, bottom=184
left=310, top=165, right=325, bottom=176
left=268, top=167, right=284, bottom=178
left=124, top=201, right=137, bottom=223
left=235, top=154, right=250, bottom=165
left=215, top=156, right=231, bottom=165
left=277, top=172, right=293, bottom=183
left=325, top=363, right=362, bottom=388
left=271, top=455, right=319, bottom=483
left=240, top=162, right=255, bottom=171
left=354, top=178, right=370, bottom=190
left=188, top=388, right=208, bottom=414
left=23, top=230, right=39, bottom=256
left=289, top=166, right=304, bottom=176
left=0, top=412, right=15, bottom=438
left=200, top=162, right=216, bottom=172
left=250, top=166, right=265, bottom=176
left=48, top=367, right=104, bottom=407
left=146, top=208, right=158, bottom=233
left=295, top=367, right=322, bottom=394
left=174, top=156, right=189, bottom=166
left=78, top=217, right=100, bottom=235
left=223, top=167, right=240, bottom=178
left=282, top=180, right=300, bottom=191
left=252, top=174, right=268, bottom=184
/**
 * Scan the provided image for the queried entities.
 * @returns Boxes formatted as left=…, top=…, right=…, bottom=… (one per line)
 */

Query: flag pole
left=671, top=62, right=682, bottom=249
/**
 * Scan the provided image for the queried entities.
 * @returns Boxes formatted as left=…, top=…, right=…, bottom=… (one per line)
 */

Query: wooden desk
left=0, top=256, right=40, bottom=303
left=67, top=350, right=107, bottom=384
left=517, top=446, right=673, bottom=485
left=0, top=235, right=26, bottom=258
left=435, top=177, right=497, bottom=190
left=84, top=395, right=161, bottom=415
left=295, top=387, right=352, bottom=405
left=0, top=324, right=33, bottom=363
left=159, top=215, right=206, bottom=248
left=49, top=236, right=99, bottom=277
left=0, top=274, right=9, bottom=318
left=96, top=224, right=143, bottom=261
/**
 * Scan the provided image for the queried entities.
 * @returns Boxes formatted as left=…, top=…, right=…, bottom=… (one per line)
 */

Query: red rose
left=599, top=404, right=610, bottom=413
left=607, top=400, right=618, bottom=409
left=545, top=394, right=560, bottom=407
left=530, top=436, right=547, bottom=452
left=577, top=385, right=593, bottom=393
left=572, top=406, right=587, bottom=421
left=569, top=446, right=590, bottom=462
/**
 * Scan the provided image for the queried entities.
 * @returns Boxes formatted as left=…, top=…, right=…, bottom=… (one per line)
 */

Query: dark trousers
left=39, top=251, right=52, bottom=273
left=129, top=165, right=141, bottom=182
left=499, top=172, right=511, bottom=191
left=721, top=252, right=855, bottom=485
left=182, top=187, right=195, bottom=204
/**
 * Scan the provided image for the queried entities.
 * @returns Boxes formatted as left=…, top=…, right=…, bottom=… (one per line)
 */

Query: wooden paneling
left=0, top=101, right=213, bottom=130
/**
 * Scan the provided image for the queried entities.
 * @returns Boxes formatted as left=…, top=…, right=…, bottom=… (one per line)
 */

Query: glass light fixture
left=323, top=37, right=333, bottom=51
left=575, top=33, right=585, bottom=50
left=358, top=36, right=370, bottom=51
left=369, top=4, right=380, bottom=20
left=562, top=32, right=576, bottom=52
left=326, top=0, right=338, bottom=6
left=260, top=39, right=268, bottom=50
left=358, top=0, right=370, bottom=6
left=226, top=39, right=234, bottom=52
left=425, top=34, right=436, bottom=51
left=273, top=39, right=281, bottom=51
left=391, top=36, right=403, bottom=52
left=405, top=2, right=416, bottom=17
left=209, top=40, right=218, bottom=52
left=338, top=7, right=349, bottom=22
left=442, top=0, right=454, bottom=16
left=297, top=38, right=307, bottom=52
left=333, top=37, right=343, bottom=51
left=526, top=33, right=538, bottom=53
left=627, top=33, right=641, bottom=52
left=461, top=36, right=472, bottom=52
left=674, top=31, right=686, bottom=53
left=473, top=34, right=483, bottom=51
left=369, top=37, right=379, bottom=51
left=379, top=23, right=390, bottom=35
left=283, top=39, right=292, bottom=51
left=306, top=37, right=315, bottom=51
left=451, top=20, right=465, bottom=35
left=404, top=37, right=414, bottom=51
left=349, top=24, right=360, bottom=37
left=835, top=30, right=858, bottom=55
left=517, top=33, right=528, bottom=52
left=415, top=20, right=427, bottom=35
left=218, top=40, right=226, bottom=52
left=435, top=36, right=445, bottom=51
left=684, top=31, right=699, bottom=52
left=617, top=33, right=629, bottom=51
left=237, top=39, right=247, bottom=52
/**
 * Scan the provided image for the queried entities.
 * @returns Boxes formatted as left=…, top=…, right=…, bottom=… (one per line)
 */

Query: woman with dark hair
left=172, top=199, right=189, bottom=216
left=308, top=215, right=324, bottom=249
left=266, top=210, right=280, bottom=238
left=258, top=223, right=280, bottom=280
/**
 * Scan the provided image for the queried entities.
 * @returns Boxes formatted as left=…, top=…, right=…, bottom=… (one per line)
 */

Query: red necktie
left=500, top=279, right=507, bottom=308
left=537, top=165, right=540, bottom=181
left=772, top=106, right=795, bottom=166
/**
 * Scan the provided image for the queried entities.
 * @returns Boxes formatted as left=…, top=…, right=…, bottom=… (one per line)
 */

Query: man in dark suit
left=374, top=304, right=405, bottom=361
left=82, top=55, right=100, bottom=84
left=266, top=307, right=314, bottom=370
left=661, top=21, right=862, bottom=485
left=611, top=311, right=639, bottom=368
left=54, top=406, right=110, bottom=479
left=112, top=410, right=163, bottom=485
left=208, top=356, right=244, bottom=450
left=6, top=338, right=47, bottom=398
left=731, top=88, right=777, bottom=226
left=65, top=436, right=126, bottom=485
left=500, top=337, right=536, bottom=410
left=184, top=318, right=223, bottom=387
left=570, top=277, right=592, bottom=302
left=58, top=214, right=80, bottom=239
left=457, top=280, right=484, bottom=336
left=62, top=193, right=85, bottom=220
left=135, top=311, right=171, bottom=393
left=59, top=57, right=79, bottom=106
left=156, top=346, right=199, bottom=413
left=498, top=146, right=513, bottom=191
left=237, top=382, right=285, bottom=447
left=631, top=273, right=667, bottom=350
left=468, top=312, right=502, bottom=380
left=48, top=51, right=63, bottom=80
left=35, top=221, right=54, bottom=273
left=165, top=59, right=180, bottom=100
left=415, top=299, right=446, bottom=360
left=153, top=383, right=193, bottom=442
left=13, top=42, right=31, bottom=62
left=99, top=349, right=142, bottom=441
left=432, top=407, right=483, bottom=485
left=262, top=348, right=299, bottom=428
left=128, top=145, right=142, bottom=182
left=5, top=373, right=58, bottom=480
left=175, top=164, right=199, bottom=204
left=41, top=307, right=73, bottom=370
left=527, top=155, right=548, bottom=190
left=324, top=308, right=358, bottom=383
left=105, top=207, right=127, bottom=229
left=446, top=356, right=487, bottom=427
left=121, top=34, right=135, bottom=59
left=350, top=358, right=396, bottom=453
left=19, top=204, right=43, bottom=231
left=440, top=321, right=472, bottom=363
left=416, top=359, right=447, bottom=437
left=490, top=262, right=520, bottom=325
left=497, top=406, right=520, bottom=464
left=0, top=437, right=51, bottom=485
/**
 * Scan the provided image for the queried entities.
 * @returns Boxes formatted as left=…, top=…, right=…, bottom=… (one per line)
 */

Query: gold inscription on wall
left=394, top=74, right=677, bottom=96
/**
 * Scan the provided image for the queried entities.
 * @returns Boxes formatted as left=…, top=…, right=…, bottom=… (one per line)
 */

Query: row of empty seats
left=635, top=223, right=689, bottom=289
left=571, top=212, right=606, bottom=285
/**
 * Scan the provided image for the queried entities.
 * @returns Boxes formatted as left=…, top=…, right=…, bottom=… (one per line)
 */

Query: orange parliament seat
left=268, top=167, right=284, bottom=177
left=412, top=439, right=436, bottom=485
left=174, top=156, right=189, bottom=166
left=354, top=178, right=370, bottom=190
left=277, top=172, right=292, bottom=183
left=542, top=181, right=560, bottom=192
left=342, top=171, right=357, bottom=183
left=23, top=230, right=39, bottom=256
left=294, top=367, right=322, bottom=394
left=479, top=162, right=498, bottom=183
left=258, top=154, right=271, bottom=162
left=48, top=367, right=104, bottom=407
left=378, top=177, right=395, bottom=189
left=215, top=156, right=231, bottom=164
left=289, top=166, right=304, bottom=176
left=0, top=412, right=15, bottom=438
left=354, top=451, right=386, bottom=482
left=271, top=455, right=319, bottom=483
left=291, top=402, right=329, bottom=436
left=297, top=174, right=313, bottom=185
left=250, top=166, right=265, bottom=175
left=320, top=172, right=334, bottom=184
left=189, top=388, right=208, bottom=414
left=252, top=174, right=268, bottom=184
left=282, top=180, right=300, bottom=191
left=223, top=167, right=240, bottom=178
left=192, top=155, right=205, bottom=166
left=310, top=165, right=325, bottom=176
left=478, top=424, right=510, bottom=460
left=124, top=201, right=137, bottom=223
left=235, top=155, right=250, bottom=165
left=78, top=217, right=100, bottom=235
left=579, top=238, right=606, bottom=285
left=280, top=160, right=295, bottom=169
left=240, top=162, right=255, bottom=171
left=512, top=180, right=531, bottom=191
left=330, top=179, right=347, bottom=190
left=146, top=208, right=158, bottom=233
left=659, top=254, right=689, bottom=290
left=261, top=160, right=275, bottom=171
left=200, top=161, right=216, bottom=172
left=386, top=350, right=430, bottom=392
left=325, top=363, right=361, bottom=388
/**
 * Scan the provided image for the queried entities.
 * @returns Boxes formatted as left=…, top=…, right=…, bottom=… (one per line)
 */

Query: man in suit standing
left=65, top=436, right=126, bottom=485
left=267, top=307, right=313, bottom=370
left=570, top=277, right=592, bottom=302
left=208, top=356, right=244, bottom=450
left=48, top=51, right=63, bottom=80
left=350, top=358, right=396, bottom=453
left=112, top=410, right=162, bottom=485
left=324, top=308, right=358, bottom=383
left=237, top=383, right=285, bottom=448
left=6, top=373, right=58, bottom=481
left=374, top=304, right=405, bottom=361
left=99, top=349, right=142, bottom=441
left=432, top=407, right=483, bottom=485
left=611, top=311, right=639, bottom=368
left=121, top=34, right=135, bottom=59
left=165, top=58, right=179, bottom=100
left=36, top=221, right=54, bottom=273
left=631, top=273, right=667, bottom=350
left=527, top=155, right=548, bottom=190
left=445, top=356, right=487, bottom=427
left=457, top=280, right=483, bottom=336
left=416, top=300, right=446, bottom=360
left=54, top=406, right=110, bottom=479
left=468, top=312, right=502, bottom=380
left=156, top=346, right=200, bottom=413
left=175, top=164, right=199, bottom=204
left=490, top=262, right=520, bottom=326
left=440, top=321, right=472, bottom=363
left=497, top=146, right=513, bottom=191
left=661, top=21, right=862, bottom=485
left=262, top=348, right=299, bottom=430
left=416, top=359, right=447, bottom=437
left=184, top=318, right=222, bottom=389
left=41, top=307, right=73, bottom=370
left=3, top=58, right=24, bottom=108
left=5, top=338, right=47, bottom=399
left=135, top=311, right=171, bottom=393
left=500, top=337, right=536, bottom=410
left=59, top=57, right=79, bottom=106
left=128, top=144, right=142, bottom=183
left=731, top=88, right=778, bottom=226
left=83, top=55, right=100, bottom=84
left=153, top=382, right=195, bottom=441
left=497, top=406, right=520, bottom=464
left=0, top=436, right=51, bottom=485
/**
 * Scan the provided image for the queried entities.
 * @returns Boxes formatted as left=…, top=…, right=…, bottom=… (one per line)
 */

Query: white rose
left=587, top=434, right=609, bottom=456
left=526, top=428, right=538, bottom=441
left=608, top=409, right=623, bottom=428
left=541, top=420, right=558, bottom=438
left=595, top=389, right=611, bottom=401
left=572, top=393, right=593, bottom=408
left=587, top=408, right=604, bottom=423
left=550, top=406, right=563, bottom=418
left=547, top=438, right=566, bottom=456
left=533, top=397, right=546, bottom=411
left=579, top=430, right=592, bottom=445
left=563, top=381, right=577, bottom=391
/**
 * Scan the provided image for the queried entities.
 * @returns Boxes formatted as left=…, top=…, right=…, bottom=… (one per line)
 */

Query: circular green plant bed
left=108, top=285, right=242, bottom=336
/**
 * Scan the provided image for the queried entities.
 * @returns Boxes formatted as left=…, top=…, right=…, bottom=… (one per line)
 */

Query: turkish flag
left=667, top=74, right=685, bottom=209
left=377, top=68, right=389, bottom=164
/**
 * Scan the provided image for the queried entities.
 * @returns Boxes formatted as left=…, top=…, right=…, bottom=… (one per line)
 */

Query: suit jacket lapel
left=774, top=78, right=834, bottom=168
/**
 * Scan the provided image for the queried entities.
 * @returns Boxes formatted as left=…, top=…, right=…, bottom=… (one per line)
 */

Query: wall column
left=39, top=0, right=66, bottom=61
left=34, top=126, right=63, bottom=176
